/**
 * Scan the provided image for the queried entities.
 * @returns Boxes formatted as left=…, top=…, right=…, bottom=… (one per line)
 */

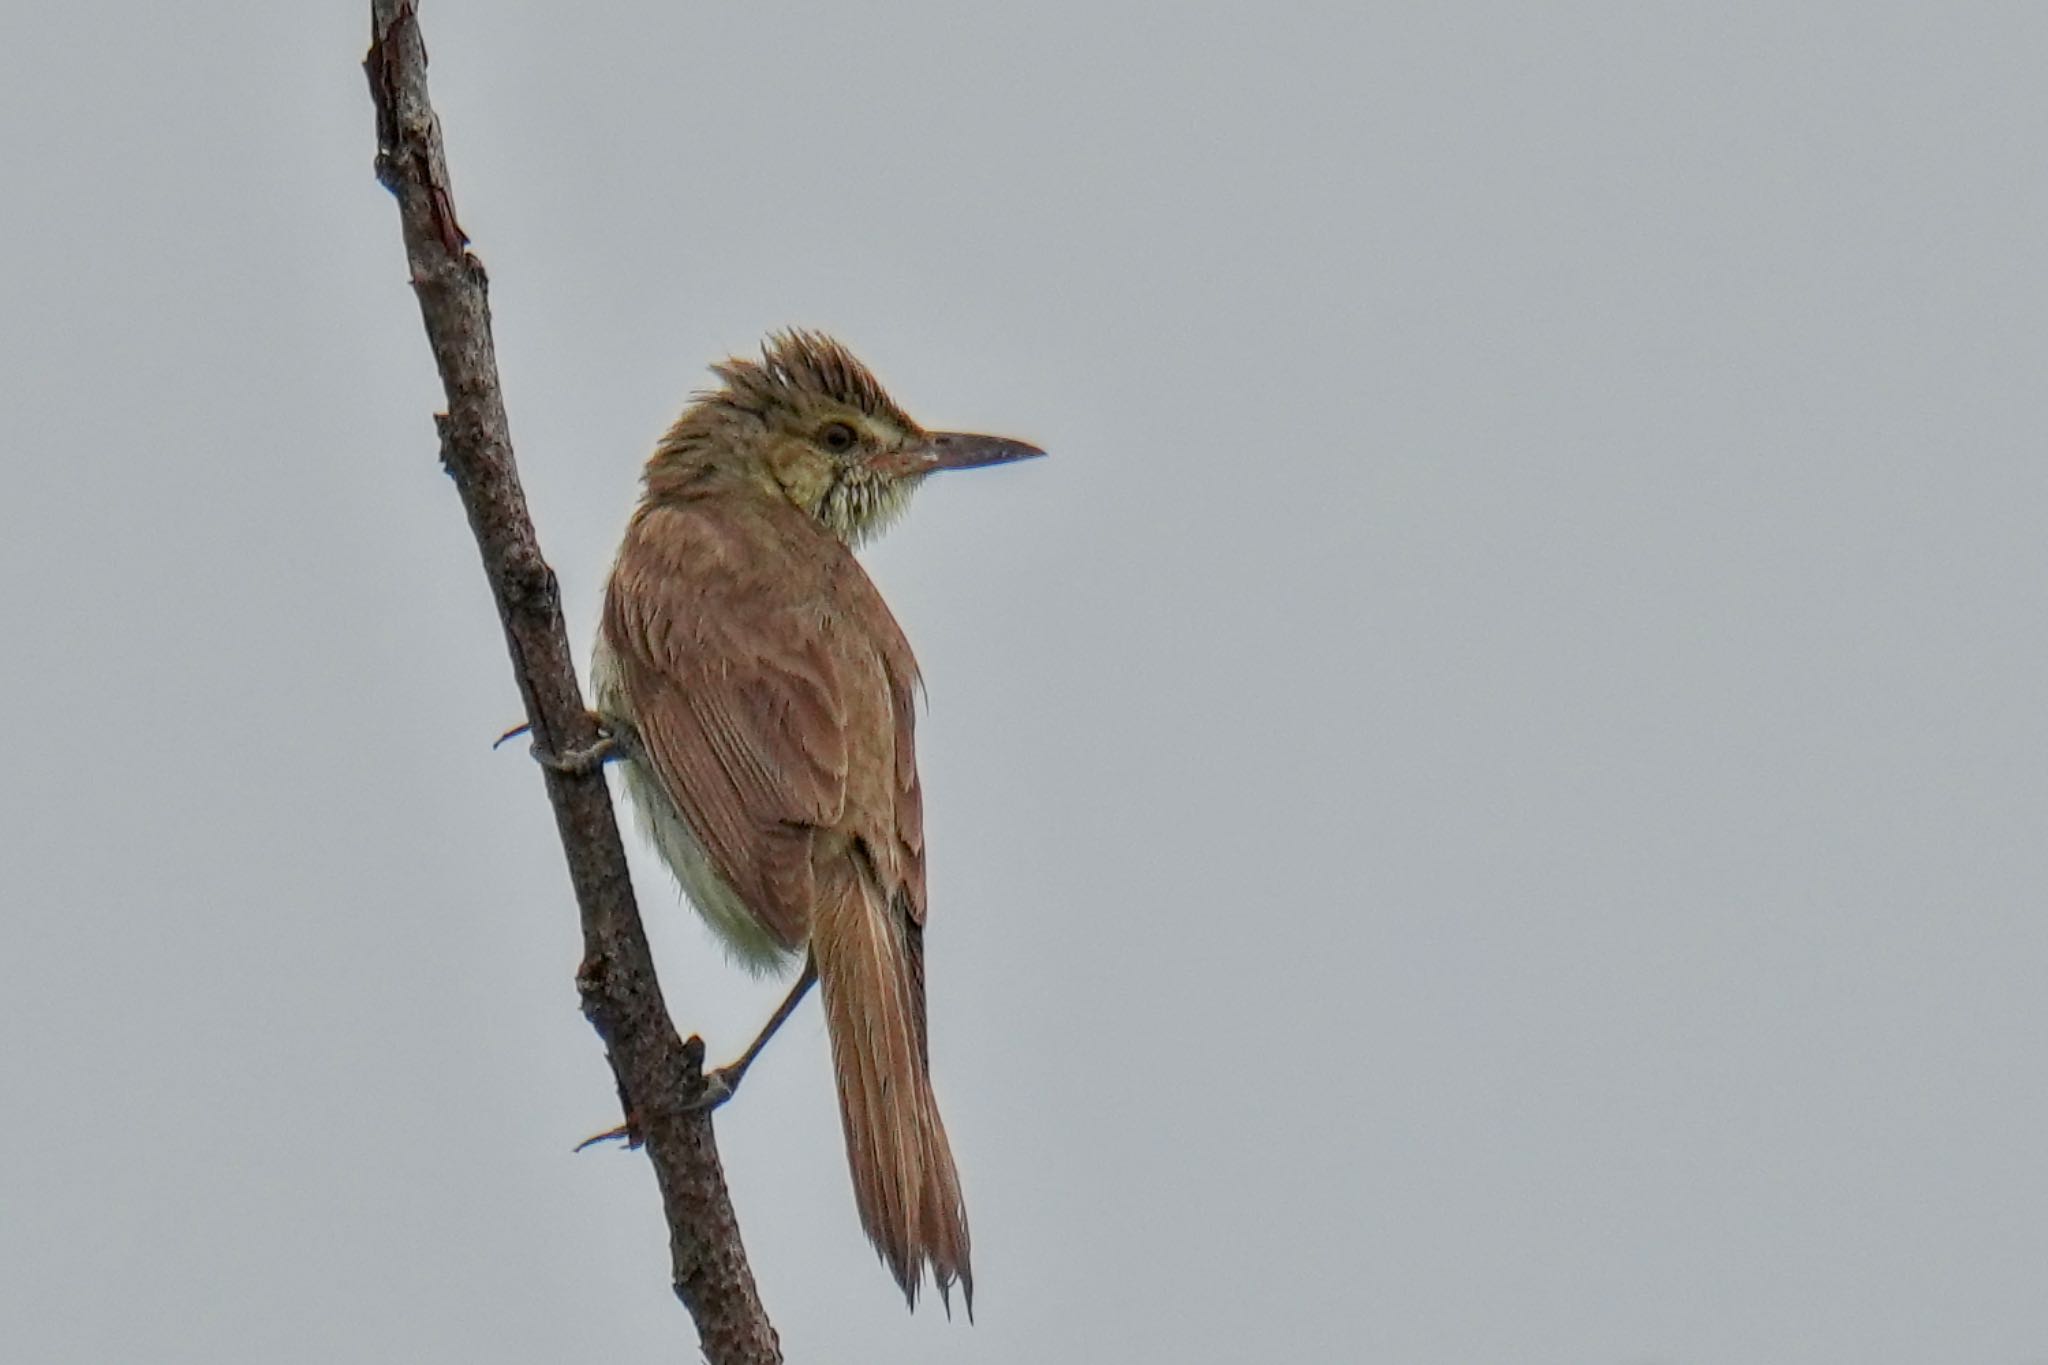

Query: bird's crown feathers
left=708, top=330, right=915, bottom=431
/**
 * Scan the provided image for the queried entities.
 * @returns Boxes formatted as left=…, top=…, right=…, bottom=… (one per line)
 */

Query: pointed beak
left=919, top=431, right=1047, bottom=473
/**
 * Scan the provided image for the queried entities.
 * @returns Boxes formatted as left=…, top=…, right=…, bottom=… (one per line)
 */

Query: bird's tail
left=810, top=867, right=973, bottom=1314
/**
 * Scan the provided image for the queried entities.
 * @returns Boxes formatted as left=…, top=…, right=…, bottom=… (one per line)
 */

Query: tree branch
left=363, top=6, right=781, bottom=1360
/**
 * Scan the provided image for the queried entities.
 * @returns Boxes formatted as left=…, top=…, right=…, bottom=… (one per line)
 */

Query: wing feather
left=604, top=508, right=851, bottom=948
left=601, top=500, right=924, bottom=950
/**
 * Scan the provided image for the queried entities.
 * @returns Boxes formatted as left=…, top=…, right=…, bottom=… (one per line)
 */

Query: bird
left=590, top=330, right=1042, bottom=1313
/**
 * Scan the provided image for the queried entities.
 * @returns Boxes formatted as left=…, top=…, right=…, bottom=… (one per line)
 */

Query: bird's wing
left=881, top=624, right=928, bottom=927
left=603, top=518, right=854, bottom=950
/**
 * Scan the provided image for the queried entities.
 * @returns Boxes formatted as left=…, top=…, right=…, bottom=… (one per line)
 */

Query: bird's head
left=646, top=330, right=1044, bottom=545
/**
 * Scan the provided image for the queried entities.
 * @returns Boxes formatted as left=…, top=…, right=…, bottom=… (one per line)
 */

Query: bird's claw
left=496, top=711, right=627, bottom=774
left=532, top=732, right=621, bottom=775
left=576, top=1066, right=741, bottom=1148
left=573, top=1119, right=638, bottom=1152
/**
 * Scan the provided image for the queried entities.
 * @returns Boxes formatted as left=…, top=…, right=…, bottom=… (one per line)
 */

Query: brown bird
left=591, top=331, right=1041, bottom=1313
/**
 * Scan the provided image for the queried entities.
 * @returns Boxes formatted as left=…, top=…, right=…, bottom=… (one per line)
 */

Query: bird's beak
left=917, top=431, right=1047, bottom=473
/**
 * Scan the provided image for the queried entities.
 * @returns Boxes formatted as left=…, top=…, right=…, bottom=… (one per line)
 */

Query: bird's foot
left=533, top=732, right=622, bottom=775
left=496, top=712, right=625, bottom=775
left=575, top=1065, right=744, bottom=1146
left=676, top=959, right=814, bottom=1112
left=682, top=1061, right=749, bottom=1113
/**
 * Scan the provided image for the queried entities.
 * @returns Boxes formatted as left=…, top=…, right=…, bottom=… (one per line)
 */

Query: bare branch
left=363, top=5, right=781, bottom=1360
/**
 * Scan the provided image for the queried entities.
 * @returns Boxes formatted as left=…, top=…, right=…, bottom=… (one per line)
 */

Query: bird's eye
left=818, top=422, right=858, bottom=454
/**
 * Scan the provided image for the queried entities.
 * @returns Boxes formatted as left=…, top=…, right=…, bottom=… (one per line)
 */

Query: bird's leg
left=578, top=957, right=814, bottom=1138
left=497, top=711, right=631, bottom=775
left=694, top=955, right=820, bottom=1109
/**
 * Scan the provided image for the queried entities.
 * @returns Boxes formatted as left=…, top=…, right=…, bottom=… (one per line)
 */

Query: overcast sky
left=5, top=3, right=2047, bottom=1362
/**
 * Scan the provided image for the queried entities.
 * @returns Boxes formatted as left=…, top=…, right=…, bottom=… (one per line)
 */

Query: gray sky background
left=4, top=3, right=2045, bottom=1361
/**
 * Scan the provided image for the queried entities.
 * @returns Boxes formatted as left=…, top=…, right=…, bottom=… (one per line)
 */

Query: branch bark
left=363, top=6, right=781, bottom=1360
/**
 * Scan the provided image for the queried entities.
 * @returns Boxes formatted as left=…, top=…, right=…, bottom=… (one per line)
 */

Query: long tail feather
left=810, top=868, right=973, bottom=1313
